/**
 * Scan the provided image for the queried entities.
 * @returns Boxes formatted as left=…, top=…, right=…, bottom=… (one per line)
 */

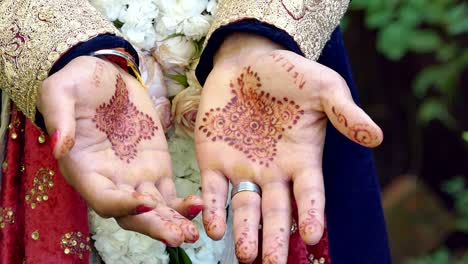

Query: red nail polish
left=51, top=130, right=59, bottom=149
left=134, top=205, right=153, bottom=215
left=187, top=205, right=203, bottom=219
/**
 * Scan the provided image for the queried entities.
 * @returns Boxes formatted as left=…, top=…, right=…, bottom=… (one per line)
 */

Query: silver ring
left=231, top=181, right=261, bottom=198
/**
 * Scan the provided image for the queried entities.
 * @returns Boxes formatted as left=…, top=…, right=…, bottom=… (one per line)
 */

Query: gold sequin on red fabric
left=0, top=207, right=15, bottom=228
left=60, top=232, right=91, bottom=260
left=25, top=167, right=55, bottom=209
left=308, top=254, right=326, bottom=264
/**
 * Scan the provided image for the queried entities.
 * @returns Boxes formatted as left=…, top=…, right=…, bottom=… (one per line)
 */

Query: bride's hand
left=37, top=56, right=202, bottom=246
left=196, top=33, right=383, bottom=263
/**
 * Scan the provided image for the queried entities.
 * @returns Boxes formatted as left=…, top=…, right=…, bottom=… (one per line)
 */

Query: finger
left=75, top=173, right=158, bottom=218
left=137, top=182, right=200, bottom=243
left=201, top=169, right=228, bottom=240
left=37, top=80, right=76, bottom=159
left=232, top=191, right=261, bottom=263
left=262, top=181, right=292, bottom=264
left=170, top=195, right=204, bottom=220
left=321, top=79, right=383, bottom=148
left=156, top=175, right=178, bottom=202
left=293, top=168, right=325, bottom=245
left=116, top=208, right=186, bottom=247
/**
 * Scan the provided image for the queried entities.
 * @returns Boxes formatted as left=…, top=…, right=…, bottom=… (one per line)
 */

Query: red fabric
left=0, top=106, right=90, bottom=264
left=253, top=196, right=331, bottom=264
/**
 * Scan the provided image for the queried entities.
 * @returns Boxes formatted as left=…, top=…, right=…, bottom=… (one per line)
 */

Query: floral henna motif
left=198, top=66, right=304, bottom=167
left=235, top=227, right=257, bottom=262
left=203, top=207, right=222, bottom=233
left=331, top=106, right=376, bottom=146
left=263, top=236, right=287, bottom=264
left=299, top=200, right=322, bottom=238
left=93, top=74, right=157, bottom=163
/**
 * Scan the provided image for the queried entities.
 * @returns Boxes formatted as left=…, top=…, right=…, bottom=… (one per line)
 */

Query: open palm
left=196, top=50, right=383, bottom=263
left=38, top=56, right=201, bottom=246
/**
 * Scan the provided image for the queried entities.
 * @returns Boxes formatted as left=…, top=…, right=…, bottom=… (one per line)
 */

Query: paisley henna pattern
left=93, top=74, right=157, bottom=163
left=299, top=200, right=322, bottom=238
left=263, top=236, right=287, bottom=263
left=198, top=66, right=304, bottom=167
left=235, top=227, right=257, bottom=262
left=331, top=106, right=376, bottom=146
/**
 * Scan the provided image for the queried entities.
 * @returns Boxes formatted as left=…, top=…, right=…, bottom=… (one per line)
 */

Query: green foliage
left=463, top=131, right=468, bottom=142
left=167, top=247, right=192, bottom=264
left=404, top=177, right=468, bottom=264
left=348, top=0, right=468, bottom=127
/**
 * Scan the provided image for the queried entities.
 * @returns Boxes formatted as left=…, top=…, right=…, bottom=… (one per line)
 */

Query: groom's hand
left=37, top=56, right=202, bottom=246
left=196, top=33, right=383, bottom=263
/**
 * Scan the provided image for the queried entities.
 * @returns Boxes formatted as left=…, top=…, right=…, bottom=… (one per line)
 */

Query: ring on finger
left=231, top=181, right=261, bottom=198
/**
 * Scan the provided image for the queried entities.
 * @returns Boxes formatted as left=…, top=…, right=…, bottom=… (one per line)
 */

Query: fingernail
left=133, top=205, right=153, bottom=215
left=51, top=130, right=59, bottom=150
left=187, top=205, right=203, bottom=219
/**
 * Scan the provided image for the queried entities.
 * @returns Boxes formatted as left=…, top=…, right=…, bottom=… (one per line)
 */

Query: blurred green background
left=341, top=0, right=468, bottom=263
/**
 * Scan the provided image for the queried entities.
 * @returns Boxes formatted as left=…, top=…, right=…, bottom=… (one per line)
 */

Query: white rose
left=207, top=0, right=218, bottom=15
left=89, top=0, right=126, bottom=21
left=154, top=36, right=196, bottom=69
left=118, top=0, right=159, bottom=50
left=180, top=15, right=212, bottom=40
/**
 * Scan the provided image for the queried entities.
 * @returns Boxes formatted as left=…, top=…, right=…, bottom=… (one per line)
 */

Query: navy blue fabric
left=319, top=29, right=392, bottom=264
left=196, top=24, right=392, bottom=264
left=35, top=34, right=138, bottom=130
left=195, top=19, right=303, bottom=86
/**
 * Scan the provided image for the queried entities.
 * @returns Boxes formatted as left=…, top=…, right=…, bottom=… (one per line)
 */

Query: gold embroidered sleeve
left=206, top=0, right=350, bottom=60
left=0, top=0, right=120, bottom=122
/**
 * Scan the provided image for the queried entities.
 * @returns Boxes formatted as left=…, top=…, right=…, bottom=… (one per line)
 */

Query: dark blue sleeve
left=195, top=19, right=302, bottom=86
left=196, top=22, right=392, bottom=264
left=35, top=34, right=139, bottom=129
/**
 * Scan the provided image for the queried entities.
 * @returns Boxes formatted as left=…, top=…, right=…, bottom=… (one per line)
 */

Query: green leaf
left=162, top=33, right=186, bottom=41
left=376, top=22, right=410, bottom=60
left=446, top=3, right=468, bottom=35
left=463, top=131, right=468, bottom=142
left=417, top=98, right=456, bottom=127
left=113, top=20, right=124, bottom=29
left=167, top=247, right=192, bottom=264
left=408, top=30, right=441, bottom=53
left=166, top=73, right=189, bottom=88
left=365, top=9, right=393, bottom=28
left=443, top=176, right=465, bottom=195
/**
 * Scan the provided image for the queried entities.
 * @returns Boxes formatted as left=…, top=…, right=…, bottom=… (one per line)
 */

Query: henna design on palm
left=198, top=66, right=304, bottom=167
left=93, top=74, right=158, bottom=163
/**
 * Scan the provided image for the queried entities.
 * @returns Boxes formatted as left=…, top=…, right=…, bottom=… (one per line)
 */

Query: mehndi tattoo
left=331, top=106, right=377, bottom=146
left=93, top=73, right=157, bottom=163
left=198, top=66, right=304, bottom=167
left=299, top=200, right=322, bottom=238
left=270, top=53, right=307, bottom=89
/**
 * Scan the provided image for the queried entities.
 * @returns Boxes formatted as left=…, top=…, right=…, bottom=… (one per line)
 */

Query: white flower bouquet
left=87, top=1, right=227, bottom=263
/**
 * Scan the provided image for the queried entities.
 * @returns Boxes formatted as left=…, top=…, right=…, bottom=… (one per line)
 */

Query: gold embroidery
left=60, top=232, right=91, bottom=260
left=0, top=0, right=121, bottom=122
left=2, top=161, right=7, bottom=172
left=25, top=167, right=55, bottom=209
left=31, top=230, right=40, bottom=240
left=308, top=254, right=326, bottom=264
left=203, top=0, right=349, bottom=61
left=0, top=207, right=15, bottom=228
left=37, top=134, right=46, bottom=144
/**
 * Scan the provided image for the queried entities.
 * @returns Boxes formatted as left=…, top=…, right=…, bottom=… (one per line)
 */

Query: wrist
left=213, top=33, right=284, bottom=68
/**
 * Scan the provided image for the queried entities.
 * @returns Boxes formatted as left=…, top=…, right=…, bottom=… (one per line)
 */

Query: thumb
left=38, top=80, right=76, bottom=159
left=321, top=80, right=383, bottom=148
